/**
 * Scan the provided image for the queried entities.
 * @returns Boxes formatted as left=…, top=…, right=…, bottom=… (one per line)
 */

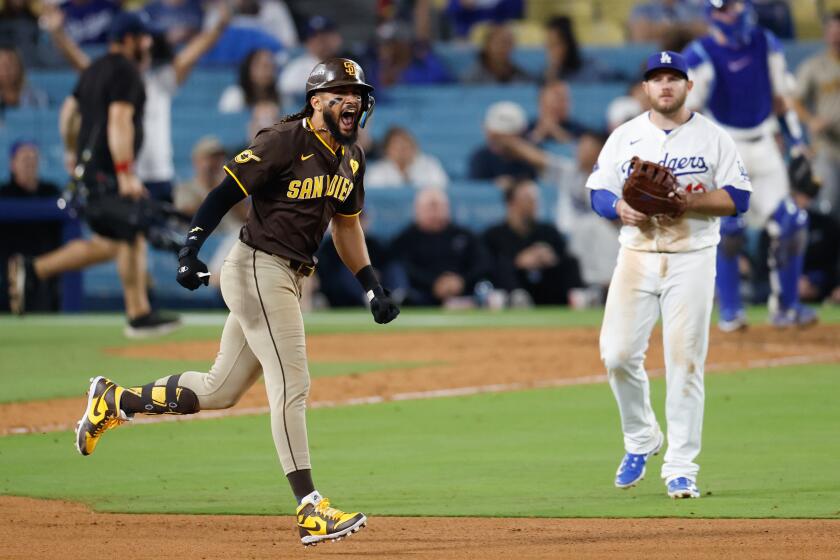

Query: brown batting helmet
left=306, top=58, right=373, bottom=96
left=306, top=58, right=375, bottom=127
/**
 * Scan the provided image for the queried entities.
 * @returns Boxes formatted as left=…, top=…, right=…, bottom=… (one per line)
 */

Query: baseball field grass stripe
left=0, top=308, right=609, bottom=330
left=2, top=306, right=840, bottom=404
left=3, top=306, right=839, bottom=334
left=8, top=351, right=840, bottom=434
left=0, top=316, right=438, bottom=403
left=4, top=305, right=840, bottom=329
left=1, top=364, right=838, bottom=519
left=9, top=349, right=839, bottom=435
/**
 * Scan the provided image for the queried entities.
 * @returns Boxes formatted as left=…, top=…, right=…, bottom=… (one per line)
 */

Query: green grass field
left=1, top=308, right=839, bottom=519
left=0, top=308, right=607, bottom=403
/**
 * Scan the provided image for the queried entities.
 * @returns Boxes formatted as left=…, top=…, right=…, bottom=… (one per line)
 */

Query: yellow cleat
left=296, top=495, right=367, bottom=546
left=75, top=376, right=129, bottom=456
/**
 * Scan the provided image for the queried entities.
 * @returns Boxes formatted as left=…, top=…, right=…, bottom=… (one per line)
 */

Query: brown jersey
left=223, top=118, right=366, bottom=264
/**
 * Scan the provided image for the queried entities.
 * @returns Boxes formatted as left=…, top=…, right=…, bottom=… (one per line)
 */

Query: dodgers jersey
left=683, top=28, right=791, bottom=140
left=586, top=112, right=752, bottom=253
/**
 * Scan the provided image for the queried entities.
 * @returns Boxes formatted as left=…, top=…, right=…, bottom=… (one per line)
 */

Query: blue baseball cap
left=304, top=16, right=337, bottom=39
left=108, top=11, right=152, bottom=42
left=643, top=50, right=689, bottom=80
left=9, top=140, right=37, bottom=159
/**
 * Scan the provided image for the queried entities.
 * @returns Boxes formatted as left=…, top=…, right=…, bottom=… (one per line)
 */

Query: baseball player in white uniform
left=684, top=0, right=815, bottom=330
left=587, top=51, right=752, bottom=498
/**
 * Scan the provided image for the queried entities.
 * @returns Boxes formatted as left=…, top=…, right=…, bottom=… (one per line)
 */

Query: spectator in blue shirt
left=445, top=0, right=524, bottom=38
left=628, top=0, right=706, bottom=44
left=198, top=0, right=293, bottom=65
left=60, top=0, right=121, bottom=45
left=141, top=0, right=204, bottom=47
left=370, top=21, right=453, bottom=88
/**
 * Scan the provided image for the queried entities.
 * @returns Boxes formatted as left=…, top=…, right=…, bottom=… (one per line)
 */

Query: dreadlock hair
left=279, top=101, right=315, bottom=124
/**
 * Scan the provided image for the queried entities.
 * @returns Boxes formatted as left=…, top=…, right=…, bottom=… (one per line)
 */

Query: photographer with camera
left=8, top=13, right=180, bottom=337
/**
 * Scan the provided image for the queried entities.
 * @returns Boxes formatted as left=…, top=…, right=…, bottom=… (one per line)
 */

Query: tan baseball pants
left=161, top=240, right=312, bottom=474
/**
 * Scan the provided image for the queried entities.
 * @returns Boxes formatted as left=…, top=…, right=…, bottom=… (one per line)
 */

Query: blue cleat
left=666, top=477, right=700, bottom=499
left=718, top=308, right=747, bottom=333
left=614, top=432, right=664, bottom=489
left=770, top=304, right=818, bottom=328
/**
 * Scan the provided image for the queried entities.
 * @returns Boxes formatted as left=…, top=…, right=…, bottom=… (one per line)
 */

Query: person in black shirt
left=468, top=101, right=538, bottom=184
left=69, top=16, right=146, bottom=191
left=392, top=188, right=491, bottom=305
left=483, top=179, right=582, bottom=305
left=525, top=81, right=587, bottom=146
left=799, top=209, right=840, bottom=303
left=790, top=181, right=840, bottom=304
left=315, top=214, right=398, bottom=307
left=0, top=141, right=60, bottom=198
left=51, top=12, right=179, bottom=337
left=1, top=142, right=62, bottom=312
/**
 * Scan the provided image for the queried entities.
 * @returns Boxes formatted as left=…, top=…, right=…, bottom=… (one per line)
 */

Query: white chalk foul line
left=5, top=351, right=840, bottom=436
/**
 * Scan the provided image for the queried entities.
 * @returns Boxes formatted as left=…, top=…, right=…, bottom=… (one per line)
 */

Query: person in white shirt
left=277, top=16, right=343, bottom=109
left=606, top=82, right=650, bottom=132
left=43, top=4, right=231, bottom=201
left=366, top=126, right=449, bottom=189
left=587, top=51, right=752, bottom=499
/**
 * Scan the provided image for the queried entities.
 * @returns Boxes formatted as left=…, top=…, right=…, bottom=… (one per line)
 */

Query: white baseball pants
left=600, top=245, right=716, bottom=482
left=735, top=134, right=789, bottom=228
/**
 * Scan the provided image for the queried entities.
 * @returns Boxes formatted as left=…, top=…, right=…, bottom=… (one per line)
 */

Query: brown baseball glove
left=622, top=156, right=687, bottom=219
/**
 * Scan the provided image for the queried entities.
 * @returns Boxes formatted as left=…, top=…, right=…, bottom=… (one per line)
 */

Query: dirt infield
left=2, top=324, right=840, bottom=435
left=2, top=496, right=839, bottom=559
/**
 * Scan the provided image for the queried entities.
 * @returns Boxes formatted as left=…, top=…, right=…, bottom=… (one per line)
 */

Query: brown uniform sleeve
left=336, top=147, right=366, bottom=216
left=223, top=128, right=291, bottom=196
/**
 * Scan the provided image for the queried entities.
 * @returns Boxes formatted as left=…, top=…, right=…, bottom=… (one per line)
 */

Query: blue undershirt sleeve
left=722, top=185, right=750, bottom=216
left=590, top=189, right=620, bottom=220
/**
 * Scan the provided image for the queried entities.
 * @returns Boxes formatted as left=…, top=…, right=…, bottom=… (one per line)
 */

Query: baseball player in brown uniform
left=73, top=58, right=400, bottom=546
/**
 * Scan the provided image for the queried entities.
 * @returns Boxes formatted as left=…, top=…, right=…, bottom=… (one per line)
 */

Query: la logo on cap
left=660, top=52, right=672, bottom=64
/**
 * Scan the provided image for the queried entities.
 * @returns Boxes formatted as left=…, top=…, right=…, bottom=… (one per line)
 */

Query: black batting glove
left=177, top=246, right=209, bottom=291
left=369, top=286, right=400, bottom=324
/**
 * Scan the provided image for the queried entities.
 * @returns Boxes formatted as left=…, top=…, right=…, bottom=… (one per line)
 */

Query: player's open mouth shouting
left=319, top=86, right=363, bottom=145
left=340, top=106, right=357, bottom=131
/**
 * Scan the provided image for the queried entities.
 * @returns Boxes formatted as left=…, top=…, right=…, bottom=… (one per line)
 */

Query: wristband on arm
left=354, top=264, right=382, bottom=301
left=114, top=160, right=133, bottom=174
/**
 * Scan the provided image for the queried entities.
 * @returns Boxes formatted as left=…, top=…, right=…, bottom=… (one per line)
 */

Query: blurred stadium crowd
left=1, top=0, right=839, bottom=317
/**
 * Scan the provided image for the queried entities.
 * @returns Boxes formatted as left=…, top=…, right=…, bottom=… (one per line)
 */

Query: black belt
left=741, top=134, right=764, bottom=143
left=240, top=239, right=316, bottom=276
left=288, top=258, right=316, bottom=277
